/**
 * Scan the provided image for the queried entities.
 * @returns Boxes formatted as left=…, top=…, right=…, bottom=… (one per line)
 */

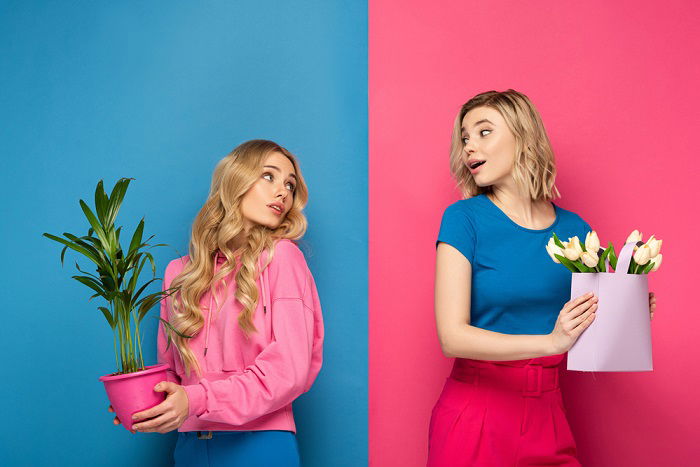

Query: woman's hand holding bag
left=549, top=292, right=599, bottom=355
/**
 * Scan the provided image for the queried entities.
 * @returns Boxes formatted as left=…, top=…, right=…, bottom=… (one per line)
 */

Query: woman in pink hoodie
left=109, top=139, right=324, bottom=466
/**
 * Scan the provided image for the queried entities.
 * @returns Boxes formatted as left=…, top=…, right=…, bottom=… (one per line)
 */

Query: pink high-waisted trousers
left=427, top=354, right=580, bottom=467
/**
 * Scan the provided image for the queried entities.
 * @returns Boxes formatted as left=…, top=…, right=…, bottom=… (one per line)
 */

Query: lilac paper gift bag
left=567, top=242, right=653, bottom=372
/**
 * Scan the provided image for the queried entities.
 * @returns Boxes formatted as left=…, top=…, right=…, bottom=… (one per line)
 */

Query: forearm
left=441, top=325, right=555, bottom=361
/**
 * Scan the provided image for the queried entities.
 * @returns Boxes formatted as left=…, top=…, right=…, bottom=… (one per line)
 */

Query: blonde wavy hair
left=449, top=89, right=561, bottom=201
left=168, top=139, right=308, bottom=377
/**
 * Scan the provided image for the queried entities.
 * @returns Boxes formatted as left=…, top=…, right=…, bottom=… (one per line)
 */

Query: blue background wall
left=1, top=2, right=366, bottom=465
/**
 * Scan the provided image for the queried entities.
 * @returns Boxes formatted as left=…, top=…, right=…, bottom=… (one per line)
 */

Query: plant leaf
left=60, top=245, right=68, bottom=266
left=128, top=218, right=145, bottom=257
left=132, top=277, right=161, bottom=304
left=94, top=180, right=108, bottom=225
left=136, top=292, right=167, bottom=323
left=552, top=233, right=566, bottom=249
left=79, top=199, right=106, bottom=240
left=98, top=306, right=115, bottom=329
left=608, top=243, right=618, bottom=271
left=642, top=261, right=655, bottom=274
left=158, top=317, right=193, bottom=339
left=105, top=178, right=133, bottom=227
left=597, top=245, right=612, bottom=271
left=71, top=275, right=107, bottom=297
left=43, top=233, right=102, bottom=266
left=554, top=254, right=588, bottom=273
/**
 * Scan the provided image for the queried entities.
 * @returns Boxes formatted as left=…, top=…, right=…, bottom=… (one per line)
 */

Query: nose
left=463, top=139, right=476, bottom=155
left=275, top=184, right=288, bottom=202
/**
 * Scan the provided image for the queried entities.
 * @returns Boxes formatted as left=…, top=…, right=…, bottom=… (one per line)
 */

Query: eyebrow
left=263, top=165, right=297, bottom=180
left=461, top=119, right=494, bottom=136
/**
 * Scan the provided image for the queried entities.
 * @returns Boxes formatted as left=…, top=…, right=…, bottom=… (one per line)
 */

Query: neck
left=227, top=228, right=250, bottom=251
left=486, top=183, right=542, bottom=225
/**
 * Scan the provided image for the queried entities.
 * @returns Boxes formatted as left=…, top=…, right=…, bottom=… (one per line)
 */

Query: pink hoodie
left=156, top=239, right=324, bottom=433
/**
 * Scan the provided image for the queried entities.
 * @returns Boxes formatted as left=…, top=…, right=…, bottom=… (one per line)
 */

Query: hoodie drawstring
left=204, top=251, right=268, bottom=358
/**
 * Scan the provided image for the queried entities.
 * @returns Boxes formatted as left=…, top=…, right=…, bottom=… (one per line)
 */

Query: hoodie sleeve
left=182, top=240, right=324, bottom=425
left=156, top=258, right=184, bottom=385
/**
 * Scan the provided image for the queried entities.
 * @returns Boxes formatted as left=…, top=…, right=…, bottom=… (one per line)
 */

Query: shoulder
left=266, top=239, right=310, bottom=297
left=267, top=239, right=309, bottom=276
left=439, top=197, right=481, bottom=232
left=164, top=255, right=189, bottom=280
left=553, top=203, right=591, bottom=229
left=271, top=238, right=305, bottom=260
left=440, top=196, right=484, bottom=224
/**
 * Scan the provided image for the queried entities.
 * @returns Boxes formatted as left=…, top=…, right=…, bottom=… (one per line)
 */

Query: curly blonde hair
left=168, top=139, right=308, bottom=377
left=449, top=89, right=561, bottom=201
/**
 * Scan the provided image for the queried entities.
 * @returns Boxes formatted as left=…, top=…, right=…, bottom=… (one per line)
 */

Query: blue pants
left=174, top=430, right=301, bottom=467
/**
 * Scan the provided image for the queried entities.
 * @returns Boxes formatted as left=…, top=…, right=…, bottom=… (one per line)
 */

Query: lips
left=267, top=202, right=285, bottom=216
left=468, top=160, right=486, bottom=174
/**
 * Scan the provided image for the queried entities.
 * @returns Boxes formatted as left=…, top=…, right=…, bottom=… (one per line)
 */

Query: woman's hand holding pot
left=130, top=382, right=190, bottom=433
left=549, top=292, right=598, bottom=355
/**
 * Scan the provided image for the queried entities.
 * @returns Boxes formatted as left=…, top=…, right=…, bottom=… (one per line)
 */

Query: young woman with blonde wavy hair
left=109, top=139, right=324, bottom=466
left=428, top=90, right=656, bottom=466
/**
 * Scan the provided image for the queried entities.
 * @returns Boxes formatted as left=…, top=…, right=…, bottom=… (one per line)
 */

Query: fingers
left=566, top=294, right=598, bottom=319
left=133, top=400, right=169, bottom=422
left=569, top=305, right=597, bottom=333
left=564, top=292, right=595, bottom=313
left=133, top=413, right=171, bottom=433
left=154, top=381, right=177, bottom=394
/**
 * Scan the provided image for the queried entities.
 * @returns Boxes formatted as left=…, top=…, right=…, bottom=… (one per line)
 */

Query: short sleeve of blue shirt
left=435, top=194, right=592, bottom=335
left=436, top=203, right=477, bottom=264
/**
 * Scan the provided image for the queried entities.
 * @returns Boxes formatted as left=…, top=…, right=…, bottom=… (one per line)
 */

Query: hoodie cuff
left=183, top=383, right=206, bottom=418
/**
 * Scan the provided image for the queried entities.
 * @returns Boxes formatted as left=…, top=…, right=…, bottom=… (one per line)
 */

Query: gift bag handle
left=614, top=242, right=637, bottom=275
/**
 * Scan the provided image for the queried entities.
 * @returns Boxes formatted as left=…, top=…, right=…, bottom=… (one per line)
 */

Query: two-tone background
left=2, top=1, right=698, bottom=465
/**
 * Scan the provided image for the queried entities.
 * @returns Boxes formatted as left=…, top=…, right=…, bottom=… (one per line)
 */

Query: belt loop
left=523, top=364, right=543, bottom=397
left=197, top=431, right=213, bottom=440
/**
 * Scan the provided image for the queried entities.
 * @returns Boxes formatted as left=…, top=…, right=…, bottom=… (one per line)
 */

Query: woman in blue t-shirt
left=427, top=89, right=657, bottom=466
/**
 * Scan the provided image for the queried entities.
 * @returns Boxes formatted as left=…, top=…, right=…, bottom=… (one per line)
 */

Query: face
left=239, top=151, right=297, bottom=230
left=461, top=106, right=517, bottom=188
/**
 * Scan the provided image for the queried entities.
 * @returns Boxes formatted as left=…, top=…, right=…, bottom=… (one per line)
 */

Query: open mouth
left=469, top=160, right=486, bottom=170
left=268, top=204, right=284, bottom=215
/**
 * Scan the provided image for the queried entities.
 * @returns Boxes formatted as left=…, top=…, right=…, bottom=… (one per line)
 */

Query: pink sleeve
left=156, top=259, right=182, bottom=385
left=182, top=241, right=324, bottom=426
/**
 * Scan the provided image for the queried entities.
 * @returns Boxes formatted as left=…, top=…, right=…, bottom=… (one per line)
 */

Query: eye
left=462, top=137, right=469, bottom=145
left=480, top=129, right=491, bottom=136
left=262, top=172, right=273, bottom=182
left=285, top=181, right=296, bottom=191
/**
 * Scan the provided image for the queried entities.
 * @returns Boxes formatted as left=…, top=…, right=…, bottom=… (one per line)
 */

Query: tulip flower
left=585, top=231, right=600, bottom=254
left=581, top=250, right=600, bottom=268
left=646, top=235, right=663, bottom=257
left=633, top=243, right=652, bottom=265
left=650, top=253, right=663, bottom=272
left=545, top=238, right=564, bottom=263
left=626, top=230, right=643, bottom=245
left=563, top=236, right=583, bottom=261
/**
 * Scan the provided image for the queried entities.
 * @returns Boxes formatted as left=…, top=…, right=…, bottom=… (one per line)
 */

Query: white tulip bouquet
left=545, top=229, right=663, bottom=274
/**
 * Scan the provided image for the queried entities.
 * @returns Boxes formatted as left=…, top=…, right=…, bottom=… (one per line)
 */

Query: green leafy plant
left=43, top=178, right=189, bottom=375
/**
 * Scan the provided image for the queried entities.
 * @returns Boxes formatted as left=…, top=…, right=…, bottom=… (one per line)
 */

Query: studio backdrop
left=369, top=1, right=699, bottom=466
left=1, top=2, right=366, bottom=466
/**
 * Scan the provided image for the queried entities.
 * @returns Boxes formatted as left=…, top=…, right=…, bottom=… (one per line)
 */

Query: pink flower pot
left=99, top=363, right=170, bottom=431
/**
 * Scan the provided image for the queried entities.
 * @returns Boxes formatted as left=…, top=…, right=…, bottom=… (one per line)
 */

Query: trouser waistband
left=450, top=361, right=560, bottom=397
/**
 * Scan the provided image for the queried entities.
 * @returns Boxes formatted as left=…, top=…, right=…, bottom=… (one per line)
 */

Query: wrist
left=542, top=334, right=557, bottom=356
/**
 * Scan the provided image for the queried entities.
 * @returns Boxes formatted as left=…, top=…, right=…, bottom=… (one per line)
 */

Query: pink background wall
left=369, top=1, right=699, bottom=465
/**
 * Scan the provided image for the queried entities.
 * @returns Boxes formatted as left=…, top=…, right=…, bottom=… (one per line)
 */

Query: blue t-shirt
left=436, top=193, right=591, bottom=335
